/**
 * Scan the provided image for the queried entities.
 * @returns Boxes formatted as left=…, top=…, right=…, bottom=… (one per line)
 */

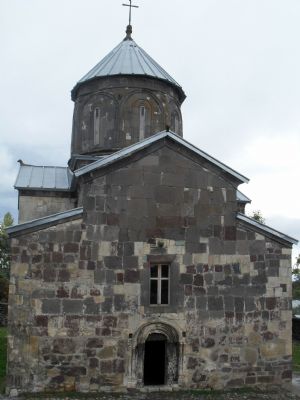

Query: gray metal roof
left=237, top=212, right=298, bottom=245
left=6, top=207, right=83, bottom=237
left=237, top=190, right=251, bottom=203
left=75, top=130, right=249, bottom=184
left=76, top=35, right=184, bottom=96
left=15, top=165, right=74, bottom=191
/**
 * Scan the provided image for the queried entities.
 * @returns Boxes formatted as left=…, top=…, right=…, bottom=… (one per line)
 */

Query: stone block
left=208, top=296, right=223, bottom=311
left=42, top=299, right=60, bottom=314
left=62, top=300, right=83, bottom=314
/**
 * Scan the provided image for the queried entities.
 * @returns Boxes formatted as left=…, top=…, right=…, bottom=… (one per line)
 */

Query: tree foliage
left=292, top=254, right=300, bottom=300
left=250, top=210, right=266, bottom=224
left=0, top=212, right=14, bottom=278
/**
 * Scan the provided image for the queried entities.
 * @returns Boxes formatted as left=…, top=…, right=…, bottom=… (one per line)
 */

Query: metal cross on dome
left=122, top=0, right=139, bottom=26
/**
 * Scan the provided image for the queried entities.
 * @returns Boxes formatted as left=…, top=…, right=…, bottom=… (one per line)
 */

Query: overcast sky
left=1, top=0, right=299, bottom=260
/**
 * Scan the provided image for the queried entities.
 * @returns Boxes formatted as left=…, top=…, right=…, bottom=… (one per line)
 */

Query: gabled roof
left=72, top=30, right=185, bottom=101
left=15, top=165, right=74, bottom=191
left=7, top=208, right=83, bottom=238
left=237, top=212, right=298, bottom=246
left=74, top=130, right=249, bottom=184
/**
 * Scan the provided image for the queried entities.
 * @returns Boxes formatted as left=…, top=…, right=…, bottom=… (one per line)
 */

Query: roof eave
left=71, top=74, right=186, bottom=103
left=237, top=212, right=298, bottom=246
left=74, top=130, right=249, bottom=184
left=7, top=207, right=83, bottom=238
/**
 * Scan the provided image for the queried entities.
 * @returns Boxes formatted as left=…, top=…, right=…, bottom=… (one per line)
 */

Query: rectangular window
left=150, top=264, right=169, bottom=305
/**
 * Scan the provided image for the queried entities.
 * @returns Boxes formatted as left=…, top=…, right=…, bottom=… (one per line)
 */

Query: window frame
left=150, top=263, right=170, bottom=306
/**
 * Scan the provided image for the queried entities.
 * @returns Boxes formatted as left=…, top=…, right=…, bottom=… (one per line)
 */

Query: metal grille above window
left=150, top=264, right=169, bottom=305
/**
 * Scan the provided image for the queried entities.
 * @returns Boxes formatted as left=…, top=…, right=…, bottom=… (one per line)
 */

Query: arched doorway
left=144, top=333, right=166, bottom=385
left=129, top=322, right=181, bottom=387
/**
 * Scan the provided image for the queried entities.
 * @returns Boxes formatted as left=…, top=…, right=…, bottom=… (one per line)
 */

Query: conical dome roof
left=72, top=26, right=185, bottom=101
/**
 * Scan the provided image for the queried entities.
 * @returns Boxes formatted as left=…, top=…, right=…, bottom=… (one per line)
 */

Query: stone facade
left=7, top=144, right=293, bottom=394
left=7, top=23, right=297, bottom=396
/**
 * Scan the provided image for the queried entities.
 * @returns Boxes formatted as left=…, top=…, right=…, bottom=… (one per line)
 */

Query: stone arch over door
left=128, top=322, right=183, bottom=387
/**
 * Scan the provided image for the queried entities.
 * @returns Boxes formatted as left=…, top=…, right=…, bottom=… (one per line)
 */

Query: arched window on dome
left=94, top=107, right=100, bottom=145
left=171, top=111, right=180, bottom=134
left=139, top=105, right=146, bottom=140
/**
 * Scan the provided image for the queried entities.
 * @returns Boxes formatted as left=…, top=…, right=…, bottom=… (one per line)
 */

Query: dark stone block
left=224, top=296, right=234, bottom=311
left=52, top=252, right=63, bottom=263
left=251, top=272, right=267, bottom=285
left=196, top=297, right=207, bottom=310
left=53, top=338, right=75, bottom=354
left=193, top=274, right=204, bottom=286
left=186, top=265, right=196, bottom=274
left=207, top=286, right=218, bottom=296
left=245, top=297, right=256, bottom=312
left=282, top=370, right=292, bottom=379
left=35, top=315, right=48, bottom=327
left=185, top=297, right=195, bottom=309
left=71, top=287, right=83, bottom=299
left=103, top=316, right=117, bottom=328
left=124, top=269, right=140, bottom=283
left=208, top=296, right=223, bottom=311
left=266, top=297, right=277, bottom=310
left=113, top=359, right=125, bottom=373
left=64, top=243, right=79, bottom=253
left=101, top=297, right=113, bottom=313
left=100, top=360, right=113, bottom=373
left=234, top=297, right=244, bottom=312
left=185, top=285, right=192, bottom=296
left=62, top=300, right=83, bottom=314
left=123, top=256, right=139, bottom=269
left=193, top=286, right=206, bottom=296
left=57, top=269, right=70, bottom=282
left=87, top=261, right=96, bottom=270
left=204, top=273, right=213, bottom=285
left=227, top=378, right=244, bottom=387
left=43, top=267, right=56, bottom=282
left=62, top=366, right=86, bottom=376
left=89, top=358, right=99, bottom=368
left=42, top=299, right=60, bottom=314
left=123, top=242, right=134, bottom=256
left=87, top=338, right=103, bottom=348
left=57, top=287, right=69, bottom=298
left=104, top=256, right=122, bottom=269
left=84, top=298, right=99, bottom=314
left=201, top=338, right=215, bottom=348
left=114, top=294, right=126, bottom=311
left=32, top=254, right=42, bottom=264
left=186, top=242, right=207, bottom=253
left=232, top=263, right=240, bottom=274
left=225, top=226, right=236, bottom=240
left=187, top=357, right=198, bottom=369
left=180, top=273, right=193, bottom=285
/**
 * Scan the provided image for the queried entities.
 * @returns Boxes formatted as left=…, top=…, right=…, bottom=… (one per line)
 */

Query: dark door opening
left=143, top=334, right=166, bottom=385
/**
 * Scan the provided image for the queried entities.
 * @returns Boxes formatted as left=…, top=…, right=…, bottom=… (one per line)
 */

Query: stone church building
left=6, top=23, right=298, bottom=394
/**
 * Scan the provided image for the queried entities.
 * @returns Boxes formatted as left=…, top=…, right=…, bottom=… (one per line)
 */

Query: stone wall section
left=18, top=194, right=77, bottom=224
left=7, top=145, right=292, bottom=394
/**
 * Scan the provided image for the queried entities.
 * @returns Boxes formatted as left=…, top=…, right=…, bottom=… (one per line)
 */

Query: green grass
left=293, top=341, right=300, bottom=372
left=0, top=327, right=7, bottom=393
